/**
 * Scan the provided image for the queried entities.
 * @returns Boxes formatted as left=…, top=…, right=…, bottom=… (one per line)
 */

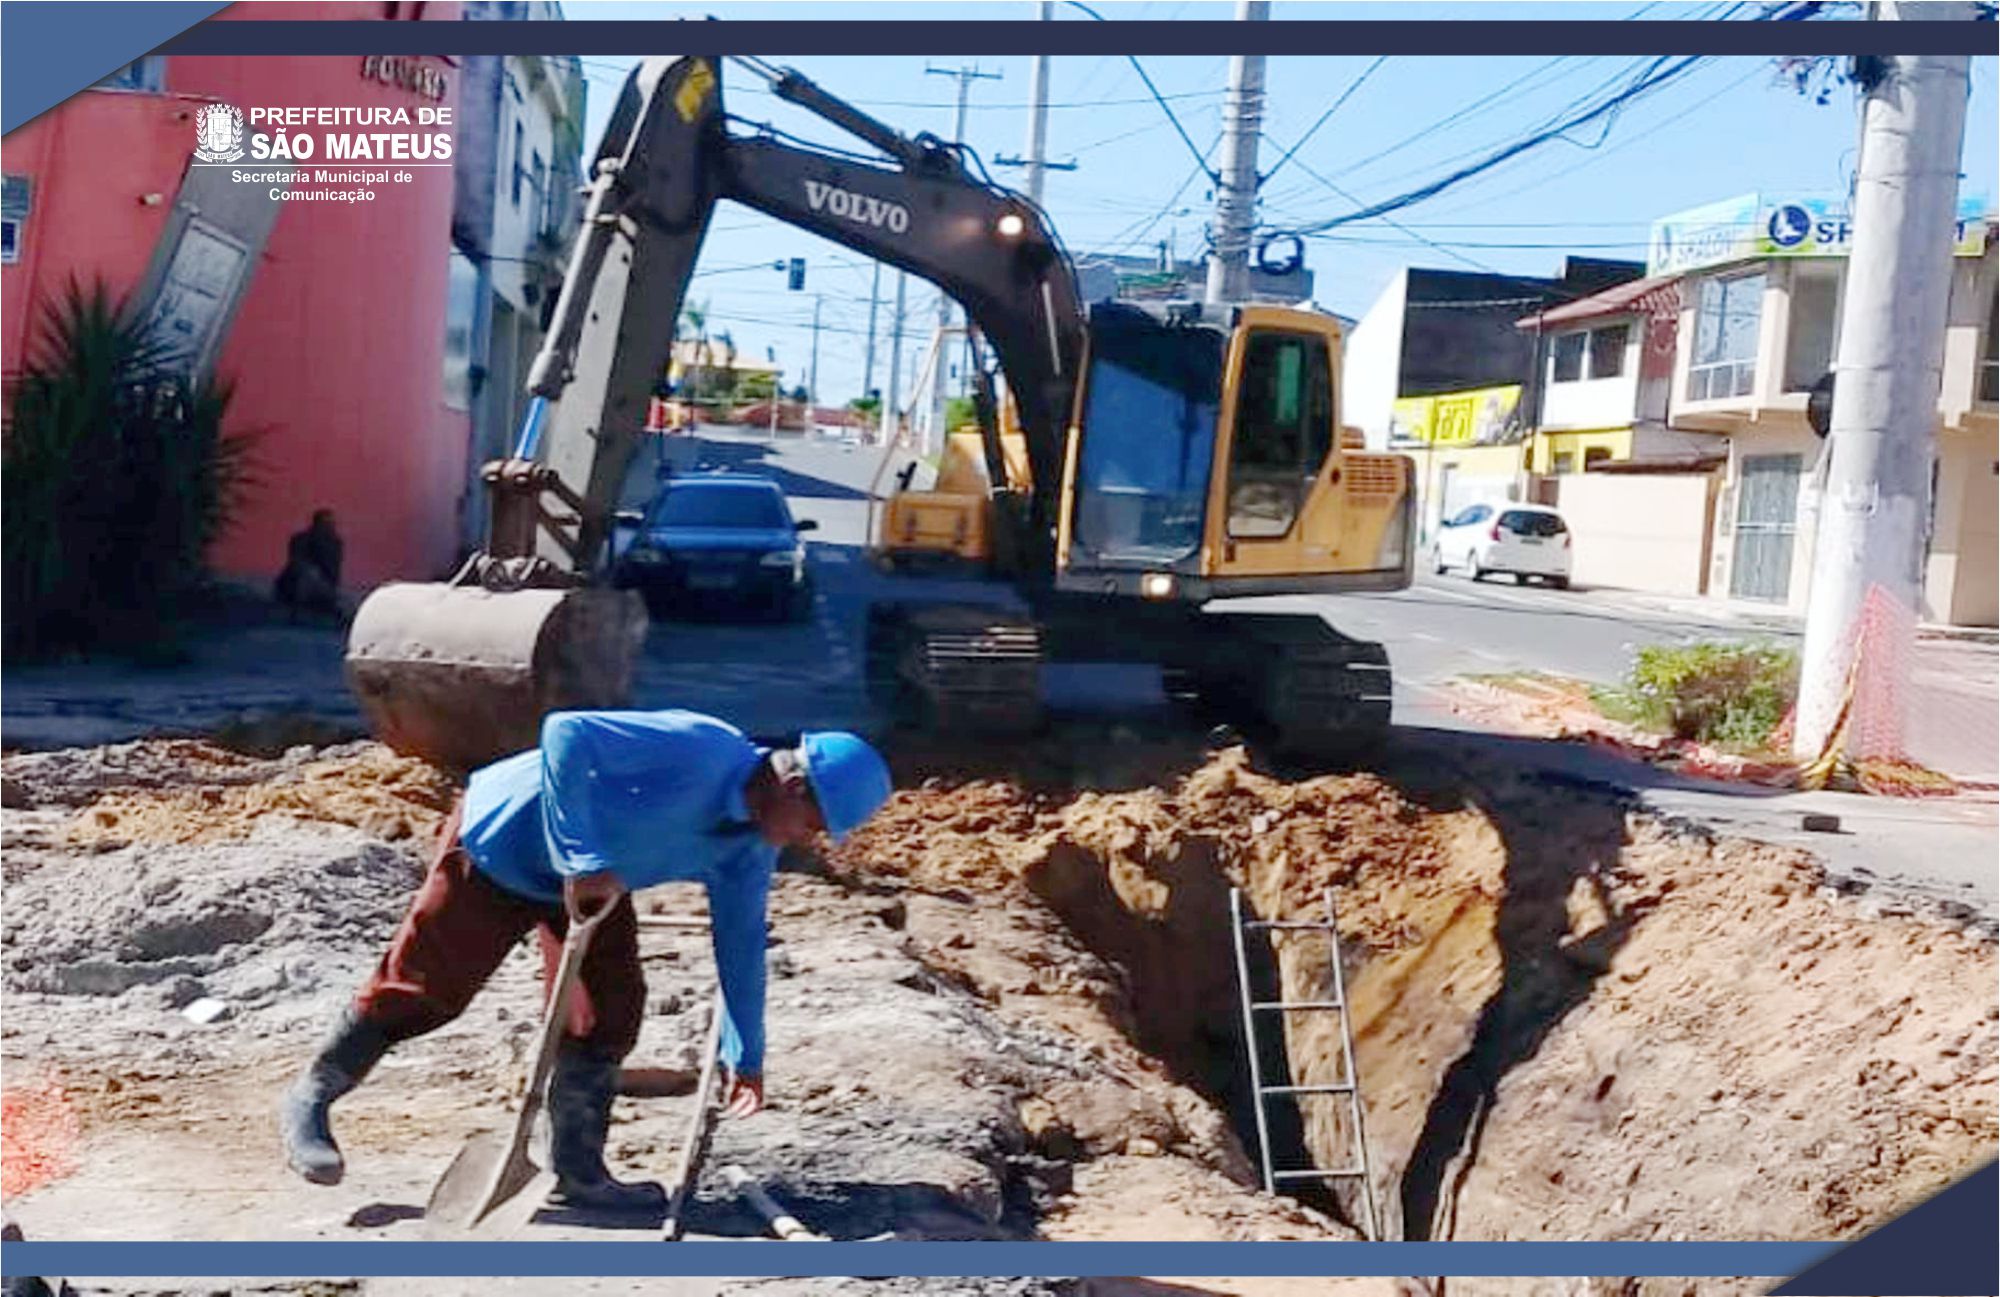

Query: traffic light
left=787, top=258, right=805, bottom=291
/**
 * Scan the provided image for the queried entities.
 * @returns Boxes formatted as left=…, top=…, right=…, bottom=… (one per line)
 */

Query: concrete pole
left=1204, top=0, right=1270, bottom=308
left=862, top=262, right=881, bottom=408
left=926, top=64, right=1001, bottom=447
left=1793, top=2, right=1973, bottom=761
left=808, top=294, right=822, bottom=417
left=1024, top=1, right=1054, bottom=208
left=884, top=271, right=907, bottom=445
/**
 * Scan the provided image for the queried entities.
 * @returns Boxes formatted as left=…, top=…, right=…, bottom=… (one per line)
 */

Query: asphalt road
left=620, top=426, right=1997, bottom=919
left=629, top=425, right=1994, bottom=768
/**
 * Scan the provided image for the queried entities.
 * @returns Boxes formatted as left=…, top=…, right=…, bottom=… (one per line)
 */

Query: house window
left=1552, top=332, right=1586, bottom=383
left=1552, top=452, right=1575, bottom=474
left=1589, top=324, right=1629, bottom=379
left=1784, top=261, right=1842, bottom=392
left=530, top=149, right=546, bottom=224
left=97, top=58, right=164, bottom=92
left=1552, top=323, right=1630, bottom=384
left=1980, top=293, right=1998, bottom=404
left=1688, top=271, right=1764, bottom=401
left=1, top=174, right=28, bottom=266
left=511, top=122, right=525, bottom=207
left=1583, top=447, right=1613, bottom=471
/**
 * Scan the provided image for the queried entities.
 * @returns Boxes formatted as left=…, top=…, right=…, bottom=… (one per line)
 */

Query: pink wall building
left=2, top=2, right=470, bottom=590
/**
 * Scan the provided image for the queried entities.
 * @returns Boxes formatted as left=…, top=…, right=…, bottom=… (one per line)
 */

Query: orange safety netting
left=1, top=1076, right=80, bottom=1199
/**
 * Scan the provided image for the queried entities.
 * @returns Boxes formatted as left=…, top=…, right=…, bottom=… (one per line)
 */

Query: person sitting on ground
left=274, top=508, right=344, bottom=621
left=277, top=709, right=894, bottom=1212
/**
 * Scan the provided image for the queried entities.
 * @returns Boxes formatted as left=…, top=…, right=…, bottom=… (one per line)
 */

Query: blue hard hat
left=798, top=731, right=893, bottom=841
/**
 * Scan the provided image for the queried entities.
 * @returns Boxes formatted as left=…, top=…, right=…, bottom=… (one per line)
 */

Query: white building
left=446, top=6, right=586, bottom=552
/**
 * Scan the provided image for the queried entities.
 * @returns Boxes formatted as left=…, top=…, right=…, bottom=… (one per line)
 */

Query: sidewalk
left=2, top=614, right=359, bottom=752
left=1591, top=584, right=2000, bottom=645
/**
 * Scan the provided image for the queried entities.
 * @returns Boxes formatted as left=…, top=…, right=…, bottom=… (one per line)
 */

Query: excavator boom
left=346, top=55, right=1090, bottom=771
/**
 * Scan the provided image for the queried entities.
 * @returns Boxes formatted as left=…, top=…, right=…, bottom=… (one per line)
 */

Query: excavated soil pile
left=832, top=743, right=1998, bottom=1248
left=52, top=743, right=454, bottom=848
left=2, top=742, right=448, bottom=1040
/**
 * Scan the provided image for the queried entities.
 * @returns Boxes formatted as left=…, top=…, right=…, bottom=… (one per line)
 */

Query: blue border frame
left=157, top=18, right=1998, bottom=55
left=0, top=5, right=1993, bottom=1293
left=4, top=1241, right=1836, bottom=1278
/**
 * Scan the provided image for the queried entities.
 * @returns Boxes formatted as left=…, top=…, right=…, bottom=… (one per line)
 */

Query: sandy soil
left=3, top=732, right=1994, bottom=1297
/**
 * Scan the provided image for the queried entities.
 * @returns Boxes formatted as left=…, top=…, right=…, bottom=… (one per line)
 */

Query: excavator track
left=866, top=604, right=1045, bottom=734
left=1185, top=612, right=1393, bottom=762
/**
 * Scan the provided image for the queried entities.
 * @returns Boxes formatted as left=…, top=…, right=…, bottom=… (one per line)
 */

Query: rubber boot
left=548, top=1044, right=667, bottom=1213
left=278, top=1005, right=390, bottom=1186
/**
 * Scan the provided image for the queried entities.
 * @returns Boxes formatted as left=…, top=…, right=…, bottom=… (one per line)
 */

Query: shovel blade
left=425, top=1127, right=556, bottom=1239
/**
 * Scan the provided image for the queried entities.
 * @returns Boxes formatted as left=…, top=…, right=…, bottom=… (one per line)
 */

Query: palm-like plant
left=679, top=299, right=710, bottom=406
left=2, top=280, right=259, bottom=659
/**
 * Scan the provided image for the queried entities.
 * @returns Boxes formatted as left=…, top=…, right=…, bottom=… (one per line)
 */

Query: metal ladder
left=1228, top=886, right=1382, bottom=1241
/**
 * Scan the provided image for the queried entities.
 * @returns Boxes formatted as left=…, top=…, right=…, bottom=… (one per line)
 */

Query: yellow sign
left=1390, top=384, right=1522, bottom=447
left=674, top=60, right=716, bottom=124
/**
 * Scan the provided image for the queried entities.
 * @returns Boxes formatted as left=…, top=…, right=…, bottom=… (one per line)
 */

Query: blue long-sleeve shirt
left=457, top=709, right=775, bottom=1076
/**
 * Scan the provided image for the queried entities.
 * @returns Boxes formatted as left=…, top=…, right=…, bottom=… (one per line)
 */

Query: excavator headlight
left=1140, top=573, right=1177, bottom=600
left=996, top=212, right=1027, bottom=238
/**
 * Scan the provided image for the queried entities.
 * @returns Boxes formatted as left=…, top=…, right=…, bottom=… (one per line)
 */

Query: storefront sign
left=360, top=55, right=448, bottom=103
left=1649, top=192, right=1990, bottom=276
left=1390, top=384, right=1523, bottom=447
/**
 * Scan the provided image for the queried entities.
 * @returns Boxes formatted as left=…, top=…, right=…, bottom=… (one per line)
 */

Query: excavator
left=345, top=54, right=1415, bottom=774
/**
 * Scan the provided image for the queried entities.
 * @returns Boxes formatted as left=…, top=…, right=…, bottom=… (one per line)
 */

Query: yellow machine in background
left=874, top=421, right=1030, bottom=567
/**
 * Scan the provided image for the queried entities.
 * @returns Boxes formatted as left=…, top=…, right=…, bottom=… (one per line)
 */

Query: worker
left=276, top=710, right=893, bottom=1211
left=274, top=508, right=344, bottom=621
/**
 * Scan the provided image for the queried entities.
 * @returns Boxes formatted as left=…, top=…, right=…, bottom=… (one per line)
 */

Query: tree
left=678, top=298, right=711, bottom=403
left=712, top=330, right=739, bottom=406
left=2, top=280, right=258, bottom=659
left=945, top=394, right=977, bottom=432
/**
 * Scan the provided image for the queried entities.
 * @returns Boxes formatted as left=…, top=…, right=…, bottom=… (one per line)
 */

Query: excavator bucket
left=345, top=583, right=649, bottom=775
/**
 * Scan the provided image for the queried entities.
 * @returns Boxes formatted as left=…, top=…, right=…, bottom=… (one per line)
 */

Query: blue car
left=612, top=472, right=817, bottom=621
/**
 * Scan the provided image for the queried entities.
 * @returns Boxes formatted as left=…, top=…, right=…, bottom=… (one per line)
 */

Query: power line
left=1062, top=1, right=1219, bottom=184
left=1272, top=53, right=1712, bottom=237
left=1260, top=55, right=1388, bottom=189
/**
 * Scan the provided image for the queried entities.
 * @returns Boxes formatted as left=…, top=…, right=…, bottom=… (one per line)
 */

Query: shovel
left=425, top=904, right=608, bottom=1237
left=660, top=994, right=726, bottom=1241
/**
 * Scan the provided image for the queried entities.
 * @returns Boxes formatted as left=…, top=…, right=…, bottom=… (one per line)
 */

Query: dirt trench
left=3, top=728, right=1993, bottom=1263
left=835, top=733, right=1999, bottom=1247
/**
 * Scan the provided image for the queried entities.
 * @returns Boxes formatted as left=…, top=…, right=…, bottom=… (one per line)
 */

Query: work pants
left=352, top=801, right=644, bottom=1060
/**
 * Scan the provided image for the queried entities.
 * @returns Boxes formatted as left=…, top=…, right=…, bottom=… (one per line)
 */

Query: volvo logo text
left=804, top=180, right=910, bottom=234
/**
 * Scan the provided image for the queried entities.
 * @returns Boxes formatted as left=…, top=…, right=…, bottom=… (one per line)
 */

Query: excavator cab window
left=1225, top=330, right=1334, bottom=539
left=1070, top=305, right=1225, bottom=566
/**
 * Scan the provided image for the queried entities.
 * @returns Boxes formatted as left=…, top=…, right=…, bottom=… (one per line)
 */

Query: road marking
left=1409, top=631, right=1443, bottom=643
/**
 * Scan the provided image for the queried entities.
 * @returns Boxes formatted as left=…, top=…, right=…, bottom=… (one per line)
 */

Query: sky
left=557, top=0, right=1999, bottom=409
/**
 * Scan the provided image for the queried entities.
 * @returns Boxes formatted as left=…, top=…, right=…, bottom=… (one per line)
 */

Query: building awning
left=1587, top=453, right=1727, bottom=474
left=1517, top=273, right=1682, bottom=331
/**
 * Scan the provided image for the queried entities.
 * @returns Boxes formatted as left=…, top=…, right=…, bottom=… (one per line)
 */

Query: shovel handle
left=524, top=903, right=611, bottom=1107
left=470, top=903, right=610, bottom=1218
left=661, top=994, right=727, bottom=1241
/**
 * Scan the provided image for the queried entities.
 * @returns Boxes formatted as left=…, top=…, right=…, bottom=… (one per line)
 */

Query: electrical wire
left=1260, top=55, right=1388, bottom=190
left=1061, top=0, right=1220, bottom=184
left=1270, top=53, right=1712, bottom=238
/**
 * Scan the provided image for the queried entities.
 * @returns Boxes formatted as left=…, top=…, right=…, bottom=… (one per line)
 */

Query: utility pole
left=1025, top=2, right=1053, bottom=204
left=1204, top=0, right=1270, bottom=308
left=926, top=62, right=1002, bottom=448
left=863, top=262, right=881, bottom=406
left=994, top=2, right=1078, bottom=206
left=1793, top=1, right=1974, bottom=765
left=808, top=294, right=823, bottom=419
left=884, top=271, right=907, bottom=446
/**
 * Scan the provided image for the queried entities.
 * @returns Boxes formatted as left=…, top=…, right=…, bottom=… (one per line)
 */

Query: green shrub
left=2, top=280, right=258, bottom=660
left=1591, top=640, right=1799, bottom=751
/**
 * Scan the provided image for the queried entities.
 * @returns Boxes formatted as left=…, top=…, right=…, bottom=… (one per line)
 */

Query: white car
left=1431, top=502, right=1573, bottom=588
